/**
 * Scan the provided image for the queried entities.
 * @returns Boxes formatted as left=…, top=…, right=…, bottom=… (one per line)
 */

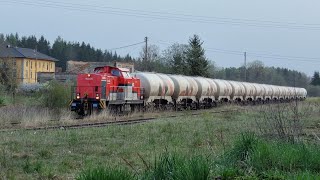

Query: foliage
left=185, top=35, right=210, bottom=77
left=77, top=167, right=134, bottom=180
left=306, top=85, right=320, bottom=97
left=40, top=80, right=71, bottom=108
left=311, top=71, right=320, bottom=86
left=162, top=43, right=189, bottom=75
left=214, top=60, right=309, bottom=87
left=0, top=57, right=18, bottom=91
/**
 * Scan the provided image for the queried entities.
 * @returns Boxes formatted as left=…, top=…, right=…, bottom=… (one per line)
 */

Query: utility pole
left=244, top=52, right=247, bottom=82
left=144, top=37, right=148, bottom=71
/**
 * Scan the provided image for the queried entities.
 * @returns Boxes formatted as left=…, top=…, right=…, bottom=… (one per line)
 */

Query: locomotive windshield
left=122, top=72, right=131, bottom=78
left=111, top=69, right=121, bottom=77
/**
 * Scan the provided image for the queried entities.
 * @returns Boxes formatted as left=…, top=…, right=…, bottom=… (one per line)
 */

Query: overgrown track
left=2, top=109, right=242, bottom=132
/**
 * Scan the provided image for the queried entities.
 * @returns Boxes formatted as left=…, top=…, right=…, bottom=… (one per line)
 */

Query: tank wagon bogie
left=70, top=65, right=307, bottom=115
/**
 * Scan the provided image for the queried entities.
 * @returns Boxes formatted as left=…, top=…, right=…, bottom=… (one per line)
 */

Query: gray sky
left=1, top=0, right=319, bottom=76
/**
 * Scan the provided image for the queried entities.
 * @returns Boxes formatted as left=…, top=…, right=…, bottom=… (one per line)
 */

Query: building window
left=31, top=72, right=32, bottom=78
left=26, top=61, right=28, bottom=67
left=31, top=61, right=32, bottom=69
left=47, top=63, right=49, bottom=70
left=26, top=70, right=28, bottom=78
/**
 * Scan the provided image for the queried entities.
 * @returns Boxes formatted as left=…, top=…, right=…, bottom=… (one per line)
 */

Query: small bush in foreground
left=77, top=167, right=135, bottom=180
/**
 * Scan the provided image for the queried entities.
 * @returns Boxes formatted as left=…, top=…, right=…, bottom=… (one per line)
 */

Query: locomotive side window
left=111, top=69, right=121, bottom=77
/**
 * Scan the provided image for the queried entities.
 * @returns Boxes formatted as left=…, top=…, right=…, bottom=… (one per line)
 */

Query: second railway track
left=1, top=109, right=242, bottom=132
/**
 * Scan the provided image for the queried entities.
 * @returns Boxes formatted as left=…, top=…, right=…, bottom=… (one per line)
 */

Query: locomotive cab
left=70, top=66, right=143, bottom=116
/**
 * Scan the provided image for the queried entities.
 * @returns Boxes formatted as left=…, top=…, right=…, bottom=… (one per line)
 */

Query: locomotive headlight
left=76, top=93, right=80, bottom=99
left=95, top=93, right=100, bottom=100
left=87, top=74, right=91, bottom=77
left=140, top=95, right=144, bottom=100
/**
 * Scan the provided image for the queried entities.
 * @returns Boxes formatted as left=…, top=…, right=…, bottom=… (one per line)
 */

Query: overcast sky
left=0, top=0, right=319, bottom=76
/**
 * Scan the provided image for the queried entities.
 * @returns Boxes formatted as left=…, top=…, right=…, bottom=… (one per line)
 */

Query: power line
left=1, top=0, right=320, bottom=30
left=154, top=40, right=320, bottom=64
left=107, top=41, right=145, bottom=51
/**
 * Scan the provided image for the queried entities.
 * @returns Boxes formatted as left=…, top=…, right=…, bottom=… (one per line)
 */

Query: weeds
left=142, top=152, right=211, bottom=180
left=77, top=167, right=135, bottom=180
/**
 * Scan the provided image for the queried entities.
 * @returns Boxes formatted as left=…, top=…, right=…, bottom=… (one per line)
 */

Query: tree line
left=0, top=33, right=133, bottom=71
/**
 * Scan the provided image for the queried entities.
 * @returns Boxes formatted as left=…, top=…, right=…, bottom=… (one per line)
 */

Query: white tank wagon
left=294, top=88, right=307, bottom=99
left=277, top=86, right=285, bottom=100
left=169, top=75, right=199, bottom=107
left=194, top=77, right=217, bottom=107
left=241, top=82, right=256, bottom=102
left=283, top=86, right=291, bottom=100
left=252, top=83, right=265, bottom=101
left=261, top=84, right=273, bottom=101
left=156, top=73, right=175, bottom=104
left=270, top=85, right=280, bottom=100
left=212, top=79, right=232, bottom=102
left=228, top=81, right=245, bottom=102
left=132, top=72, right=167, bottom=104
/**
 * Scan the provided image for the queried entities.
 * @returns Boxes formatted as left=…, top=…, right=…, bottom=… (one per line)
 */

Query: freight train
left=70, top=66, right=307, bottom=116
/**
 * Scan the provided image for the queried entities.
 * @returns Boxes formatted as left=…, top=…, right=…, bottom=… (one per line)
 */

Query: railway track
left=1, top=109, right=242, bottom=132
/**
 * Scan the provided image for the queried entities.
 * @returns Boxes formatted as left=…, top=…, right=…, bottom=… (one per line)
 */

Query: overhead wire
left=1, top=0, right=320, bottom=30
left=107, top=41, right=145, bottom=51
left=154, top=40, right=320, bottom=64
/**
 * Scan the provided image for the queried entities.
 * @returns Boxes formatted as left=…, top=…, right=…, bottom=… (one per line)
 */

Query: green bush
left=77, top=167, right=135, bottom=180
left=40, top=80, right=72, bottom=108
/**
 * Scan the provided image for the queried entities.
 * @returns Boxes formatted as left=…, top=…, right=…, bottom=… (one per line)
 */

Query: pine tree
left=311, top=71, right=320, bottom=86
left=185, top=35, right=209, bottom=77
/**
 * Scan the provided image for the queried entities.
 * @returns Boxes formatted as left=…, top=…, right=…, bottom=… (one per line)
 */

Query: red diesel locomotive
left=70, top=66, right=144, bottom=115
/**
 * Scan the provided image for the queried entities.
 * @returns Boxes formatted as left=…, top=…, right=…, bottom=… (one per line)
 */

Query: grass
left=0, top=100, right=319, bottom=179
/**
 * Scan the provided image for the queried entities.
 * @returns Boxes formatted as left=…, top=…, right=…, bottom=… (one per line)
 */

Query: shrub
left=40, top=80, right=72, bottom=108
left=77, top=167, right=135, bottom=180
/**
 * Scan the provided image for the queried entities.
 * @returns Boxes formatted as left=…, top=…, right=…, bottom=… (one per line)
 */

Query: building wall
left=22, top=58, right=55, bottom=84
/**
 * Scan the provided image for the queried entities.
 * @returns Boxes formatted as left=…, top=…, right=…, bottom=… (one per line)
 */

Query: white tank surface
left=270, top=85, right=280, bottom=99
left=283, top=86, right=290, bottom=99
left=278, top=86, right=285, bottom=99
left=241, top=82, right=256, bottom=100
left=261, top=84, right=273, bottom=100
left=228, top=81, right=245, bottom=101
left=205, top=78, right=218, bottom=97
left=185, top=76, right=199, bottom=96
left=193, top=77, right=211, bottom=100
left=156, top=73, right=175, bottom=97
left=212, top=79, right=232, bottom=101
left=132, top=72, right=165, bottom=101
left=169, top=75, right=198, bottom=101
left=252, top=83, right=265, bottom=100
